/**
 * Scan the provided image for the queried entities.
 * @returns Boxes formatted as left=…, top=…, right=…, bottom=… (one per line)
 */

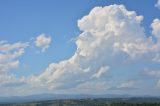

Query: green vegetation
left=1, top=98, right=160, bottom=106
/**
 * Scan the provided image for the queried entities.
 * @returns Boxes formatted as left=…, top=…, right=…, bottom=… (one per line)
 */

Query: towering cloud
left=29, top=5, right=160, bottom=94
left=1, top=4, right=160, bottom=96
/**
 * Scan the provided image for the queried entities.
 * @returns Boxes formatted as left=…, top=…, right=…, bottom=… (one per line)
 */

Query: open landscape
left=0, top=94, right=160, bottom=106
left=1, top=98, right=160, bottom=106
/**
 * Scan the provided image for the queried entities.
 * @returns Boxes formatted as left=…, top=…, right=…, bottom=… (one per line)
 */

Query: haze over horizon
left=0, top=0, right=160, bottom=97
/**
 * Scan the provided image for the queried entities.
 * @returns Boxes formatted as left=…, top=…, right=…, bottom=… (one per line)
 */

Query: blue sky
left=0, top=0, right=160, bottom=96
left=0, top=0, right=159, bottom=76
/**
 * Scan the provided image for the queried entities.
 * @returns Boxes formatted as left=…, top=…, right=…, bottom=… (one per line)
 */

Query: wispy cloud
left=0, top=41, right=28, bottom=95
left=0, top=42, right=28, bottom=73
left=155, top=0, right=160, bottom=9
left=143, top=69, right=160, bottom=78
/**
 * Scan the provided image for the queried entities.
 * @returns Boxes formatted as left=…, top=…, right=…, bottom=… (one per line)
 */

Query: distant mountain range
left=0, top=94, right=159, bottom=104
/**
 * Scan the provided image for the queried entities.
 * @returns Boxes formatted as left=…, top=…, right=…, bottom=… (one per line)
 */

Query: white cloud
left=34, top=34, right=51, bottom=52
left=143, top=70, right=160, bottom=78
left=73, top=81, right=110, bottom=93
left=116, top=80, right=137, bottom=89
left=0, top=48, right=24, bottom=63
left=91, top=66, right=109, bottom=79
left=73, top=80, right=138, bottom=93
left=155, top=0, right=160, bottom=9
left=0, top=41, right=28, bottom=96
left=0, top=74, right=25, bottom=87
left=152, top=54, right=160, bottom=62
left=151, top=19, right=160, bottom=62
left=0, top=42, right=28, bottom=73
left=151, top=19, right=160, bottom=38
left=0, top=42, right=28, bottom=53
left=1, top=4, right=160, bottom=96
left=29, top=4, right=154, bottom=91
left=0, top=61, right=19, bottom=73
left=143, top=69, right=160, bottom=90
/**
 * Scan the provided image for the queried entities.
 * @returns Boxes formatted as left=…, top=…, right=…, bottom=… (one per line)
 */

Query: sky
left=0, top=0, right=160, bottom=96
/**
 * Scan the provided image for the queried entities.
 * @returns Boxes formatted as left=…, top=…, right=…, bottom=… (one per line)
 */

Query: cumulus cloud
left=1, top=4, right=160, bottom=96
left=155, top=0, right=160, bottom=9
left=151, top=19, right=160, bottom=38
left=34, top=34, right=51, bottom=52
left=151, top=19, right=160, bottom=62
left=29, top=4, right=157, bottom=93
